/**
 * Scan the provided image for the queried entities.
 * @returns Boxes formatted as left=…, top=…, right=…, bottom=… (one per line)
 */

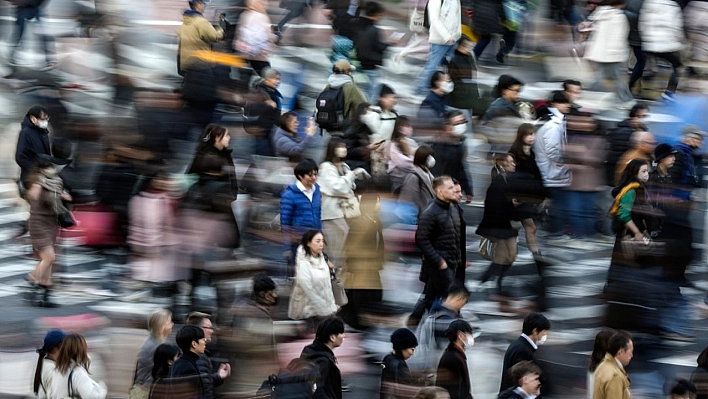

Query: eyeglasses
left=453, top=120, right=469, bottom=126
left=37, top=116, right=50, bottom=121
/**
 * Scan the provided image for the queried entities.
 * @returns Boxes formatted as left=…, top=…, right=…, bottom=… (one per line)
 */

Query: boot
left=24, top=280, right=41, bottom=306
left=39, top=285, right=59, bottom=308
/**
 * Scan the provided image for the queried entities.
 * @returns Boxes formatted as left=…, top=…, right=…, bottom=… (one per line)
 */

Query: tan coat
left=593, top=353, right=631, bottom=399
left=177, top=13, right=224, bottom=71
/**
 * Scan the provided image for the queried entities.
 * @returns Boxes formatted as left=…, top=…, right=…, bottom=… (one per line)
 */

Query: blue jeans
left=361, top=68, right=381, bottom=104
left=566, top=190, right=598, bottom=237
left=11, top=6, right=54, bottom=63
left=415, top=43, right=456, bottom=93
left=629, top=45, right=646, bottom=90
left=547, top=187, right=570, bottom=235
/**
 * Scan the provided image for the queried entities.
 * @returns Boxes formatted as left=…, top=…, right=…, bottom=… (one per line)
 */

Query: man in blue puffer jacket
left=280, top=159, right=322, bottom=276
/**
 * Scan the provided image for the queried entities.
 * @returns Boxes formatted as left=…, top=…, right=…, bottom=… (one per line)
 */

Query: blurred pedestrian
left=615, top=130, right=655, bottom=185
left=300, top=317, right=345, bottom=399
left=252, top=67, right=284, bottom=156
left=130, top=309, right=174, bottom=399
left=15, top=105, right=52, bottom=191
left=669, top=125, right=704, bottom=201
left=53, top=333, right=107, bottom=399
left=276, top=0, right=311, bottom=37
left=500, top=313, right=550, bottom=392
left=319, top=139, right=369, bottom=267
left=25, top=155, right=72, bottom=308
left=498, top=361, right=543, bottom=399
left=366, top=85, right=399, bottom=144
left=592, top=331, right=633, bottom=399
left=429, top=111, right=473, bottom=204
left=448, top=36, right=481, bottom=124
left=691, top=346, right=708, bottom=399
left=288, top=230, right=338, bottom=329
left=435, top=320, right=475, bottom=399
left=418, top=71, right=453, bottom=120
left=236, top=0, right=278, bottom=76
left=170, top=325, right=208, bottom=397
left=177, top=0, right=224, bottom=75
left=625, top=0, right=646, bottom=94
left=33, top=329, right=65, bottom=399
left=274, top=112, right=318, bottom=162
left=450, top=180, right=467, bottom=283
left=481, top=75, right=523, bottom=122
left=344, top=103, right=383, bottom=174
left=184, top=312, right=231, bottom=398
left=353, top=2, right=389, bottom=102
left=399, top=145, right=435, bottom=215
left=386, top=116, right=419, bottom=194
left=669, top=380, right=697, bottom=399
left=470, top=0, right=506, bottom=61
left=380, top=328, right=419, bottom=399
left=280, top=159, right=322, bottom=276
left=639, top=0, right=684, bottom=101
left=412, top=0, right=461, bottom=94
left=605, top=105, right=649, bottom=185
left=188, top=124, right=237, bottom=190
left=320, top=60, right=367, bottom=137
left=587, top=328, right=616, bottom=399
left=147, top=344, right=181, bottom=399
left=8, top=0, right=55, bottom=67
left=684, top=0, right=708, bottom=69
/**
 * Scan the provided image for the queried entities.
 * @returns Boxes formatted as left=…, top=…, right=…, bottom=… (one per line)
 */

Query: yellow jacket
left=593, top=353, right=631, bottom=399
left=177, top=11, right=224, bottom=71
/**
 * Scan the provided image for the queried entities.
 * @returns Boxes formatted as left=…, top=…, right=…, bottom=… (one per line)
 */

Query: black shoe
left=496, top=51, right=506, bottom=64
left=39, top=285, right=59, bottom=308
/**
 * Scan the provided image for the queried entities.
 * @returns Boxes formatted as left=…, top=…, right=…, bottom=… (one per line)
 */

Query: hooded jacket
left=354, top=17, right=388, bottom=70
left=584, top=6, right=630, bottom=63
left=325, top=74, right=367, bottom=124
left=177, top=10, right=224, bottom=71
left=639, top=0, right=684, bottom=53
left=16, top=115, right=51, bottom=184
left=533, top=108, right=572, bottom=187
left=300, top=341, right=342, bottom=399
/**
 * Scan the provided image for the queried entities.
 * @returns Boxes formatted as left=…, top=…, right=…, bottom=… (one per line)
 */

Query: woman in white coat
left=52, top=333, right=107, bottom=399
left=318, top=138, right=368, bottom=268
left=288, top=229, right=338, bottom=331
left=639, top=0, right=684, bottom=99
left=584, top=0, right=634, bottom=107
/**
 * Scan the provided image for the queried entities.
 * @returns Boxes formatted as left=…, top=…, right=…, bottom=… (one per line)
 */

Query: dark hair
left=196, top=124, right=229, bottom=152
left=315, top=317, right=345, bottom=343
left=629, top=104, right=649, bottom=118
left=351, top=102, right=372, bottom=131
left=607, top=331, right=632, bottom=356
left=549, top=90, right=570, bottom=105
left=443, top=110, right=464, bottom=126
left=294, top=159, right=319, bottom=181
left=176, top=325, right=205, bottom=353
left=670, top=379, right=697, bottom=396
left=697, top=345, right=708, bottom=369
left=432, top=175, right=452, bottom=191
left=508, top=123, right=536, bottom=161
left=492, top=153, right=515, bottom=179
left=278, top=111, right=299, bottom=134
left=365, top=1, right=384, bottom=16
left=52, top=138, right=73, bottom=161
left=152, top=344, right=181, bottom=379
left=26, top=105, right=48, bottom=119
left=300, top=229, right=324, bottom=257
left=253, top=273, right=276, bottom=293
left=602, top=0, right=623, bottom=6
left=185, top=311, right=211, bottom=327
left=495, top=75, right=523, bottom=97
left=324, top=138, right=346, bottom=163
left=413, top=145, right=434, bottom=168
left=521, top=313, right=551, bottom=336
left=445, top=319, right=473, bottom=342
left=589, top=328, right=616, bottom=372
left=446, top=282, right=471, bottom=301
left=429, top=71, right=446, bottom=90
left=562, top=79, right=582, bottom=91
left=615, top=158, right=649, bottom=191
left=391, top=116, right=413, bottom=154
left=359, top=193, right=380, bottom=215
left=510, top=361, right=542, bottom=388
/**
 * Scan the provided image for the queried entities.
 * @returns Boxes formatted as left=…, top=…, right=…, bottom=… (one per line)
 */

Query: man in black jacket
left=498, top=361, right=542, bottom=399
left=436, top=319, right=474, bottom=399
left=300, top=317, right=345, bottom=399
left=171, top=325, right=208, bottom=397
left=499, top=313, right=551, bottom=392
left=408, top=174, right=463, bottom=326
left=605, top=104, right=649, bottom=185
left=15, top=105, right=51, bottom=188
left=185, top=312, right=231, bottom=399
left=354, top=1, right=388, bottom=102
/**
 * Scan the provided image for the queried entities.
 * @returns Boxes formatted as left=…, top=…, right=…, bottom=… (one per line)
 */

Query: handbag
left=409, top=8, right=426, bottom=33
left=54, top=191, right=75, bottom=229
left=620, top=231, right=662, bottom=261
left=330, top=268, right=348, bottom=307
left=339, top=195, right=361, bottom=219
left=478, top=237, right=494, bottom=261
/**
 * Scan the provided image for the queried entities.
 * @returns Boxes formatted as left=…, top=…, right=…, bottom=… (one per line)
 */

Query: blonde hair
left=55, top=333, right=91, bottom=374
left=148, top=308, right=173, bottom=339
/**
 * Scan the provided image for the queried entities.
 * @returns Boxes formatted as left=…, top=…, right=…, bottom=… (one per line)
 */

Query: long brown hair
left=55, top=333, right=91, bottom=374
left=589, top=328, right=616, bottom=372
left=508, top=123, right=535, bottom=161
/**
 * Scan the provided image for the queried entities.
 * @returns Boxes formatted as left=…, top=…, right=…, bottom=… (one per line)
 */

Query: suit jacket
left=499, top=336, right=536, bottom=391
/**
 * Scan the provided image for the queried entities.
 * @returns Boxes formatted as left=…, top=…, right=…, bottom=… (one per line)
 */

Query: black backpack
left=315, top=86, right=345, bottom=131
left=258, top=358, right=320, bottom=399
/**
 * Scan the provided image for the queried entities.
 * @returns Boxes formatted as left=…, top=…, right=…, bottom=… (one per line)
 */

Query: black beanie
left=390, top=328, right=418, bottom=350
left=253, top=273, right=276, bottom=293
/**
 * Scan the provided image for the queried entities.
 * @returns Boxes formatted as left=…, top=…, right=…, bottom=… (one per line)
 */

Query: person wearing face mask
left=399, top=145, right=436, bottom=215
left=343, top=103, right=383, bottom=174
left=499, top=313, right=551, bottom=393
left=418, top=71, right=453, bottom=121
left=435, top=319, right=475, bottom=399
left=366, top=85, right=399, bottom=144
left=448, top=36, right=481, bottom=128
left=428, top=111, right=473, bottom=204
left=387, top=116, right=420, bottom=194
left=16, top=105, right=52, bottom=191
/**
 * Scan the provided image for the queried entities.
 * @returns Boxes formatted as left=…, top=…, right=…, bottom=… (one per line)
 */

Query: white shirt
left=521, top=333, right=539, bottom=350
left=296, top=180, right=315, bottom=202
left=513, top=387, right=538, bottom=399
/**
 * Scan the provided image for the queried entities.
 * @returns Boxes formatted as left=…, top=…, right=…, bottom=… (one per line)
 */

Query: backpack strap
left=609, top=182, right=640, bottom=217
left=68, top=367, right=77, bottom=399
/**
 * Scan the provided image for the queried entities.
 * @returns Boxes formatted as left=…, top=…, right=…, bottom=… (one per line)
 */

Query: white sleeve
left=73, top=368, right=107, bottom=399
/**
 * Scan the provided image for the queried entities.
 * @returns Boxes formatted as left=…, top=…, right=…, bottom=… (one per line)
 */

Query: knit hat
left=40, top=329, right=66, bottom=353
left=390, top=328, right=418, bottom=350
left=379, top=84, right=395, bottom=98
left=654, top=143, right=677, bottom=162
left=253, top=273, right=276, bottom=293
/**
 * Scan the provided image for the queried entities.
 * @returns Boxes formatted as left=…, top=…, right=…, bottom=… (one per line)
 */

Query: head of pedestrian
left=492, top=153, right=516, bottom=178
left=549, top=90, right=571, bottom=115
left=414, top=145, right=435, bottom=171
left=390, top=328, right=418, bottom=360
left=562, top=79, right=582, bottom=104
left=451, top=178, right=463, bottom=204
left=252, top=273, right=278, bottom=307
left=301, top=229, right=325, bottom=258
left=522, top=312, right=551, bottom=346
left=360, top=193, right=381, bottom=217
left=185, top=311, right=214, bottom=341
left=670, top=379, right=697, bottom=399
left=176, top=325, right=207, bottom=356
left=442, top=283, right=471, bottom=312
left=608, top=331, right=633, bottom=367
left=654, top=143, right=678, bottom=171
left=681, top=125, right=706, bottom=151
left=294, top=159, right=319, bottom=190
left=365, top=1, right=384, bottom=20
left=325, top=138, right=348, bottom=163
left=378, top=84, right=397, bottom=112
left=147, top=308, right=174, bottom=342
left=455, top=36, right=475, bottom=56
left=333, top=60, right=355, bottom=76
left=198, top=124, right=231, bottom=151
left=510, top=361, right=542, bottom=396
left=629, top=104, right=649, bottom=130
left=497, top=75, right=523, bottom=104
left=445, top=319, right=475, bottom=351
left=432, top=175, right=455, bottom=203
left=27, top=105, right=50, bottom=130
left=631, top=130, right=656, bottom=155
left=261, top=67, right=282, bottom=89
left=188, top=0, right=206, bottom=12
left=315, top=316, right=345, bottom=350
left=55, top=333, right=91, bottom=375
left=33, top=329, right=66, bottom=395
left=430, top=71, right=453, bottom=96
left=442, top=110, right=467, bottom=138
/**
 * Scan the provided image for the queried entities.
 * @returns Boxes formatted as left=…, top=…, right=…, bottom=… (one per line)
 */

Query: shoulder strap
left=68, top=367, right=77, bottom=399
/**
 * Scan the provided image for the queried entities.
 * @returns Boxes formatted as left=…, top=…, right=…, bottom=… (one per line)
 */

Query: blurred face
left=637, top=164, right=649, bottom=182
left=261, top=290, right=278, bottom=306
left=264, top=74, right=281, bottom=89
left=30, top=112, right=50, bottom=128
left=523, top=132, right=535, bottom=146
left=436, top=178, right=455, bottom=202
left=521, top=373, right=542, bottom=395
left=330, top=332, right=345, bottom=348
left=401, top=347, right=415, bottom=360
left=553, top=101, right=571, bottom=114
left=564, top=84, right=582, bottom=103
left=452, top=184, right=462, bottom=204
left=299, top=170, right=317, bottom=189
left=215, top=131, right=231, bottom=149
left=631, top=109, right=649, bottom=129
left=502, top=155, right=516, bottom=173
left=379, top=94, right=397, bottom=111
left=639, top=134, right=657, bottom=154
left=201, top=319, right=214, bottom=341
left=503, top=85, right=522, bottom=103
left=616, top=340, right=634, bottom=366
left=659, top=154, right=676, bottom=169
left=162, top=319, right=174, bottom=338
left=456, top=40, right=474, bottom=55
left=308, top=233, right=325, bottom=256
left=286, top=116, right=299, bottom=134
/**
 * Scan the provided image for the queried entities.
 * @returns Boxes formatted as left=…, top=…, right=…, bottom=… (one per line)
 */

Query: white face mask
left=452, top=123, right=467, bottom=136
left=537, top=334, right=547, bottom=346
left=38, top=120, right=49, bottom=129
left=425, top=156, right=436, bottom=169
left=400, top=126, right=413, bottom=137
left=440, top=81, right=454, bottom=94
left=335, top=147, right=347, bottom=159
left=360, top=111, right=378, bottom=125
left=464, top=335, right=475, bottom=350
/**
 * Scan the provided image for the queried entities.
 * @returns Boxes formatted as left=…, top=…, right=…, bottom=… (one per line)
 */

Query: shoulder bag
left=330, top=267, right=348, bottom=307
